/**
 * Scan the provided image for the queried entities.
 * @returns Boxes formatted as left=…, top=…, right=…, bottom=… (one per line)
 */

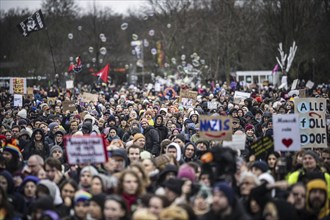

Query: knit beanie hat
left=163, top=178, right=184, bottom=195
left=3, top=144, right=22, bottom=158
left=304, top=150, right=320, bottom=162
left=21, top=175, right=40, bottom=188
left=213, top=182, right=235, bottom=206
left=175, top=134, right=186, bottom=143
left=177, top=164, right=196, bottom=182
left=80, top=166, right=99, bottom=176
left=245, top=123, right=255, bottom=132
left=133, top=133, right=145, bottom=142
left=74, top=190, right=92, bottom=204
left=140, top=118, right=149, bottom=125
left=17, top=109, right=27, bottom=119
left=50, top=145, right=63, bottom=155
left=140, top=151, right=152, bottom=160
left=251, top=160, right=269, bottom=173
left=48, top=122, right=59, bottom=132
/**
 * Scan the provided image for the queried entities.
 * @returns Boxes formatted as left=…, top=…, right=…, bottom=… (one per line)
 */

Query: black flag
left=17, top=10, right=46, bottom=37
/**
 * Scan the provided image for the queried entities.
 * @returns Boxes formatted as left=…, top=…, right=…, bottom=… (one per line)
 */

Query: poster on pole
left=179, top=89, right=197, bottom=108
left=9, top=78, right=26, bottom=94
left=199, top=115, right=232, bottom=141
left=294, top=98, right=328, bottom=148
left=273, top=114, right=301, bottom=151
left=13, top=94, right=23, bottom=107
left=65, top=135, right=107, bottom=165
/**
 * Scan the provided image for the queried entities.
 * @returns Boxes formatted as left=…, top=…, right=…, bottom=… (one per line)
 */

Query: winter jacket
left=143, top=126, right=160, bottom=156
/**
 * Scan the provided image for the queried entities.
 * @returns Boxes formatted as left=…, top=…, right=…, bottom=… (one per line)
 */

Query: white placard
left=291, top=79, right=299, bottom=90
left=273, top=114, right=301, bottom=151
left=155, top=83, right=161, bottom=92
left=207, top=101, right=218, bottom=110
left=65, top=135, right=107, bottom=164
left=223, top=133, right=246, bottom=150
left=233, top=91, right=250, bottom=104
left=66, top=80, right=74, bottom=89
left=14, top=94, right=23, bottom=107
left=306, top=80, right=314, bottom=89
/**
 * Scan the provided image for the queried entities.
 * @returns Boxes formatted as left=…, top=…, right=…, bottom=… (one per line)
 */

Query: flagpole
left=45, top=27, right=58, bottom=80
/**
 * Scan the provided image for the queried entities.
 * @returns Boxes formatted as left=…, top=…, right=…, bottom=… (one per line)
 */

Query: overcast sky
left=0, top=0, right=149, bottom=15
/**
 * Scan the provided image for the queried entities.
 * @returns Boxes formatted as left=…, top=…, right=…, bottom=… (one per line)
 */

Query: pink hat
left=140, top=118, right=149, bottom=125
left=177, top=164, right=196, bottom=182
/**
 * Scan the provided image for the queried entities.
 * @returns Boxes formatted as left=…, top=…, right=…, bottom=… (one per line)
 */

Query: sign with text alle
left=65, top=135, right=107, bottom=165
left=199, top=115, right=232, bottom=141
left=273, top=114, right=301, bottom=151
left=294, top=98, right=328, bottom=148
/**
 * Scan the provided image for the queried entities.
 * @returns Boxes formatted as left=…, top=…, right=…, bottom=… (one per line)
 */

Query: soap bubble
left=68, top=33, right=73, bottom=39
left=121, top=23, right=128, bottom=30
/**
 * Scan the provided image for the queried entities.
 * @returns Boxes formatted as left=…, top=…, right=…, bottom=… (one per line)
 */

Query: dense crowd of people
left=0, top=79, right=329, bottom=220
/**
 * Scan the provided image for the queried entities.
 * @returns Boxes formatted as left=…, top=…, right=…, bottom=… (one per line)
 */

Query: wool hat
left=213, top=182, right=235, bottom=206
left=81, top=166, right=99, bottom=176
left=21, top=175, right=40, bottom=187
left=48, top=122, right=59, bottom=132
left=18, top=118, right=28, bottom=126
left=245, top=123, right=255, bottom=132
left=175, top=134, right=186, bottom=143
left=252, top=160, right=269, bottom=173
left=140, top=151, right=152, bottom=160
left=245, top=111, right=254, bottom=118
left=50, top=145, right=63, bottom=155
left=140, top=118, right=149, bottom=125
left=3, top=144, right=22, bottom=158
left=74, top=190, right=92, bottom=204
left=177, top=164, right=196, bottom=182
left=90, top=193, right=106, bottom=210
left=17, top=109, right=27, bottom=119
left=110, top=149, right=128, bottom=161
left=81, top=121, right=92, bottom=133
left=163, top=178, right=184, bottom=195
left=108, top=115, right=116, bottom=122
left=133, top=133, right=145, bottom=142
left=304, top=150, right=320, bottom=162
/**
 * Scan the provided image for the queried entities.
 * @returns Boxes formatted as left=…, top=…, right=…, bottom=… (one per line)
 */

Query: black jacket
left=143, top=126, right=160, bottom=156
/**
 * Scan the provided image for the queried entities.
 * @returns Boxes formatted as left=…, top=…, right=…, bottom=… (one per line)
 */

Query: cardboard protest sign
left=13, top=94, right=23, bottom=107
left=249, top=136, right=274, bottom=160
left=47, top=97, right=57, bottom=106
left=10, top=78, right=26, bottom=94
left=27, top=87, right=34, bottom=95
left=199, top=115, right=232, bottom=141
left=294, top=98, right=328, bottom=148
left=179, top=89, right=197, bottom=108
left=65, top=135, right=107, bottom=165
left=234, top=91, right=250, bottom=104
left=223, top=133, right=246, bottom=150
left=273, top=114, right=300, bottom=151
left=62, top=101, right=76, bottom=112
left=66, top=80, right=74, bottom=89
left=82, top=92, right=98, bottom=102
left=299, top=89, right=306, bottom=98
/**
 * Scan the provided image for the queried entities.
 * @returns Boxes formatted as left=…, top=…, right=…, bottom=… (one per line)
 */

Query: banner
left=250, top=136, right=274, bottom=160
left=13, top=94, right=23, bottom=107
left=62, top=101, right=76, bottom=112
left=10, top=78, right=26, bottom=94
left=179, top=89, right=197, bottom=108
left=273, top=114, right=300, bottom=151
left=294, top=98, right=328, bottom=148
left=199, top=115, right=232, bottom=141
left=17, top=9, right=46, bottom=37
left=65, top=135, right=107, bottom=165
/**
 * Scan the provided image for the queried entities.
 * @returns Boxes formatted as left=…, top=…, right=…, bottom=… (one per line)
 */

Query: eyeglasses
left=292, top=192, right=306, bottom=197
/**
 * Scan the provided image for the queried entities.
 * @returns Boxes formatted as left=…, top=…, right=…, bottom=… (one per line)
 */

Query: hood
left=0, top=170, right=14, bottom=194
left=31, top=128, right=45, bottom=141
left=38, top=179, right=63, bottom=205
left=183, top=142, right=196, bottom=159
left=167, top=142, right=182, bottom=161
left=154, top=114, right=164, bottom=126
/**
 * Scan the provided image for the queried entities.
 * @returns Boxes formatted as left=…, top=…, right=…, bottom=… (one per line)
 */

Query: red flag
left=93, top=64, right=110, bottom=83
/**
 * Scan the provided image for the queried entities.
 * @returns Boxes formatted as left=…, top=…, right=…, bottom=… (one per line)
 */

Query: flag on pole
left=17, top=10, right=46, bottom=37
left=93, top=64, right=110, bottom=83
left=272, top=64, right=279, bottom=74
left=68, top=56, right=83, bottom=73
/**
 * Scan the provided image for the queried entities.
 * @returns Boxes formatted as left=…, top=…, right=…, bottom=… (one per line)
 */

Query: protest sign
left=306, top=80, right=314, bottom=89
left=233, top=91, right=250, bottom=104
left=155, top=83, right=161, bottom=92
left=299, top=89, right=306, bottom=98
left=250, top=136, right=274, bottom=160
left=27, top=87, right=34, bottom=95
left=199, top=115, right=232, bottom=141
left=273, top=114, right=300, bottom=151
left=207, top=101, right=218, bottom=110
left=179, top=89, right=197, bottom=108
left=62, top=101, right=76, bottom=112
left=223, top=133, right=246, bottom=150
left=82, top=92, right=98, bottom=102
left=13, top=94, right=23, bottom=107
left=65, top=135, right=107, bottom=165
left=47, top=97, right=57, bottom=106
left=66, top=80, right=74, bottom=89
left=10, top=78, right=26, bottom=94
left=291, top=79, right=299, bottom=90
left=294, top=98, right=328, bottom=148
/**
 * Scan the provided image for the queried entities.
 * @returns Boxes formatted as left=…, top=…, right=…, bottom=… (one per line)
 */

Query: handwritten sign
left=62, top=101, right=76, bottom=112
left=10, top=78, right=26, bottom=94
left=250, top=136, right=274, bottom=160
left=273, top=114, right=300, bottom=151
left=306, top=80, right=314, bottom=89
left=294, top=98, right=328, bottom=148
left=233, top=91, right=250, bottom=104
left=179, top=90, right=197, bottom=108
left=199, top=115, right=232, bottom=141
left=207, top=101, right=218, bottom=110
left=82, top=92, right=98, bottom=103
left=65, top=135, right=107, bottom=165
left=223, top=133, right=246, bottom=150
left=13, top=94, right=23, bottom=107
left=299, top=89, right=306, bottom=98
left=47, top=97, right=57, bottom=106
